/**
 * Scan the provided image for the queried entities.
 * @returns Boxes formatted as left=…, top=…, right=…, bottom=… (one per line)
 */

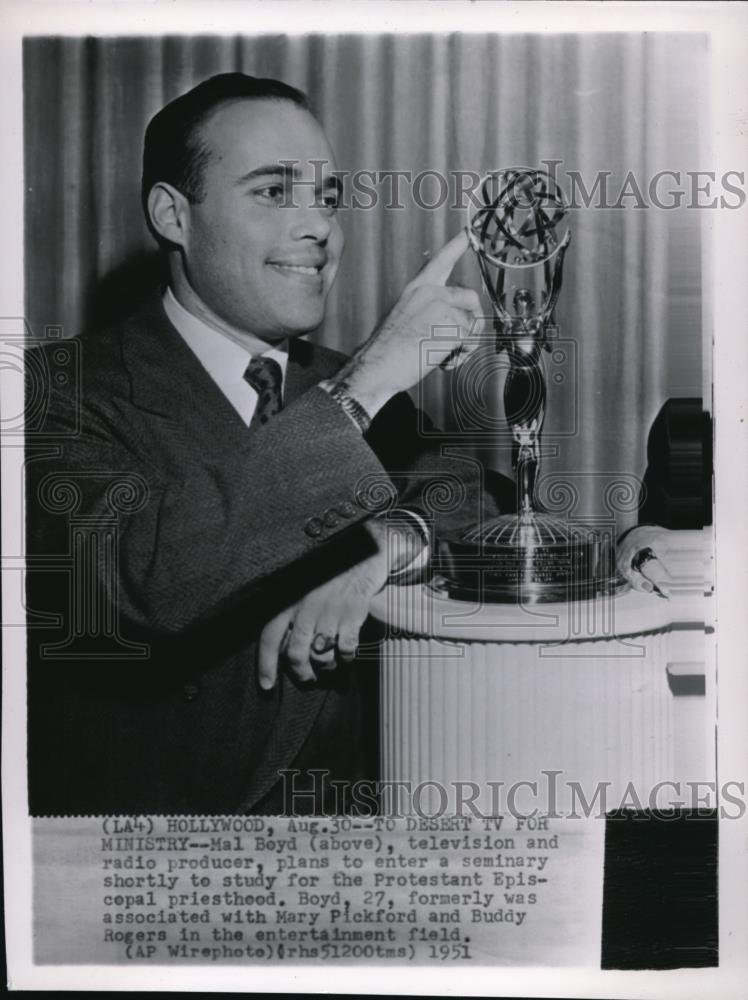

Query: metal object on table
left=438, top=167, right=626, bottom=603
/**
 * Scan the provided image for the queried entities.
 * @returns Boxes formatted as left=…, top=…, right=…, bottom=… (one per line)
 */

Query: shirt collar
left=162, top=286, right=289, bottom=392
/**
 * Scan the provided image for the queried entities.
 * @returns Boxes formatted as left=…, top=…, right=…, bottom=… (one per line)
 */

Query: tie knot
left=243, top=355, right=284, bottom=425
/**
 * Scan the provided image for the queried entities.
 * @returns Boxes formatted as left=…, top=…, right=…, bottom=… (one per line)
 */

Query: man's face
left=181, top=99, right=344, bottom=341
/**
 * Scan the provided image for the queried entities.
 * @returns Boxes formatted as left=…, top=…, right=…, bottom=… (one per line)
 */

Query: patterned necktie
left=243, top=355, right=284, bottom=426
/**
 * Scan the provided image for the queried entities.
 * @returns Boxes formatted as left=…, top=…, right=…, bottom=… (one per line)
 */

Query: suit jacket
left=26, top=292, right=514, bottom=815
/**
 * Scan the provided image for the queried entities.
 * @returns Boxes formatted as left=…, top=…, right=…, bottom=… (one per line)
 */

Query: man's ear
left=147, top=182, right=191, bottom=247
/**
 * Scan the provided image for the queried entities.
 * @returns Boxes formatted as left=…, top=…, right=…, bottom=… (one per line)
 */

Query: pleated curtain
left=24, top=33, right=705, bottom=526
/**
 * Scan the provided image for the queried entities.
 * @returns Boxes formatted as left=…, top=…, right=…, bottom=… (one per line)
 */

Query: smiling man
left=145, top=92, right=344, bottom=339
left=26, top=73, right=511, bottom=816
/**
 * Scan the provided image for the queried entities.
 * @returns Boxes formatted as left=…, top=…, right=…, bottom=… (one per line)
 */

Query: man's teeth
left=273, top=263, right=319, bottom=275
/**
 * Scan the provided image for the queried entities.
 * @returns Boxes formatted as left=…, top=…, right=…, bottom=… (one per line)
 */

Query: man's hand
left=617, top=525, right=672, bottom=597
left=330, top=230, right=484, bottom=418
left=257, top=518, right=426, bottom=689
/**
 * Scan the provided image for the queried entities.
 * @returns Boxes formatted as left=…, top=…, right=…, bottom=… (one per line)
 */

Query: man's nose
left=289, top=201, right=334, bottom=242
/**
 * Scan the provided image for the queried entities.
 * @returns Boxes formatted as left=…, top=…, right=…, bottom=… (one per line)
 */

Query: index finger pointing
left=411, top=228, right=471, bottom=288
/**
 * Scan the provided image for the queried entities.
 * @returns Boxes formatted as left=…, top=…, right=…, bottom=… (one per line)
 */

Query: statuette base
left=437, top=512, right=628, bottom=604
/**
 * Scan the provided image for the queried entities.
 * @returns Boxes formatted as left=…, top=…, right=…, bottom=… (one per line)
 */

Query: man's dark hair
left=141, top=72, right=309, bottom=243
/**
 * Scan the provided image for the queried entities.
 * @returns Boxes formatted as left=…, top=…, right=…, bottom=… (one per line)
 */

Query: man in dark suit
left=26, top=73, right=511, bottom=815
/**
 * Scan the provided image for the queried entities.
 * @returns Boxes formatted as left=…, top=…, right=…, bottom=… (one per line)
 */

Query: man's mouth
left=271, top=263, right=321, bottom=275
left=268, top=258, right=325, bottom=277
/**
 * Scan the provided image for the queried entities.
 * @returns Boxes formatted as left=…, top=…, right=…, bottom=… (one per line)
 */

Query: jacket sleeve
left=26, top=384, right=391, bottom=637
left=363, top=390, right=516, bottom=542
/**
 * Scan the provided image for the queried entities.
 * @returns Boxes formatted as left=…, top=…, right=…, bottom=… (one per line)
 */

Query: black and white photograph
left=2, top=0, right=747, bottom=993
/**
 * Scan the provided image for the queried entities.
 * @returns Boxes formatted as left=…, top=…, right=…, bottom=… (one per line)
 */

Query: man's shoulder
left=28, top=292, right=163, bottom=367
left=26, top=292, right=168, bottom=418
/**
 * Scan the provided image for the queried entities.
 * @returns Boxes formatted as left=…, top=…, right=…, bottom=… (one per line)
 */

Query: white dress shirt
left=163, top=286, right=289, bottom=427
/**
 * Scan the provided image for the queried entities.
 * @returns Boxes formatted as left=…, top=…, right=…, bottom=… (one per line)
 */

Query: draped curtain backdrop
left=24, top=33, right=705, bottom=527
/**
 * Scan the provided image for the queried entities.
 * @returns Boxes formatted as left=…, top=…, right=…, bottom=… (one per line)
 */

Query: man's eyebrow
left=236, top=163, right=299, bottom=185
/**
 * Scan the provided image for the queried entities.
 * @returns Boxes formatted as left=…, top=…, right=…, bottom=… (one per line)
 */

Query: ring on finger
left=631, top=546, right=657, bottom=572
left=311, top=632, right=336, bottom=656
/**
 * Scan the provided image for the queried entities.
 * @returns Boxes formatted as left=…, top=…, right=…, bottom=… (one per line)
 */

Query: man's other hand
left=330, top=230, right=484, bottom=418
left=257, top=518, right=425, bottom=689
left=617, top=525, right=672, bottom=597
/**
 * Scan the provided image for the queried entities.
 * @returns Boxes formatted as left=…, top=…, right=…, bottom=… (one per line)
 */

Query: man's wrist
left=318, top=379, right=373, bottom=434
left=322, top=360, right=392, bottom=420
left=366, top=512, right=430, bottom=583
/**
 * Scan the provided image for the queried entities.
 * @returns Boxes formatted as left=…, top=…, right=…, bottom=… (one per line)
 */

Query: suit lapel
left=121, top=291, right=256, bottom=459
left=285, top=336, right=345, bottom=404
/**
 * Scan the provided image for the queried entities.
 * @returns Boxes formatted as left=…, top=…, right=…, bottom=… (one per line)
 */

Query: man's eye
left=255, top=185, right=286, bottom=203
left=313, top=191, right=340, bottom=212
